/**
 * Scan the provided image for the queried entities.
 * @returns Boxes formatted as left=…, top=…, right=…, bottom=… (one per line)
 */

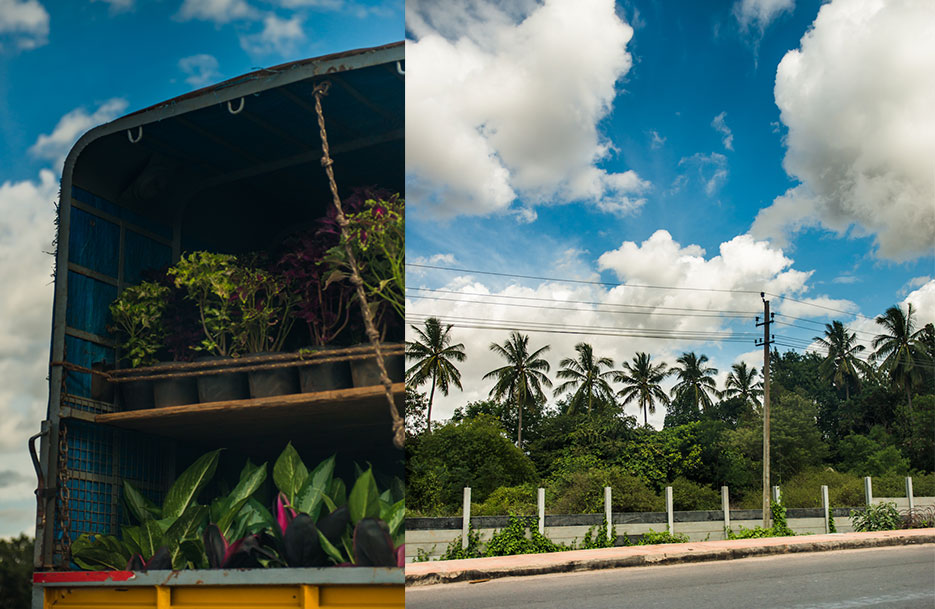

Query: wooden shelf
left=95, top=383, right=404, bottom=454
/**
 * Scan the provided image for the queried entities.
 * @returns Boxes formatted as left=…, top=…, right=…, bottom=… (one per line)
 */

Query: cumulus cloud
left=408, top=230, right=852, bottom=427
left=91, top=0, right=134, bottom=13
left=733, top=0, right=794, bottom=34
left=711, top=112, right=734, bottom=151
left=29, top=99, right=128, bottom=175
left=239, top=13, right=305, bottom=56
left=0, top=0, right=49, bottom=50
left=678, top=152, right=728, bottom=197
left=0, top=169, right=56, bottom=458
left=752, top=0, right=935, bottom=261
left=179, top=54, right=221, bottom=88
left=176, top=0, right=259, bottom=24
left=406, top=0, right=648, bottom=218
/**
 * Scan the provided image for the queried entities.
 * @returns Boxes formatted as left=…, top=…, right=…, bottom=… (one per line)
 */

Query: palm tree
left=405, top=317, right=466, bottom=432
left=483, top=332, right=552, bottom=448
left=670, top=352, right=718, bottom=412
left=871, top=304, right=928, bottom=411
left=553, top=342, right=616, bottom=415
left=813, top=320, right=866, bottom=401
left=614, top=352, right=670, bottom=426
left=721, top=361, right=763, bottom=406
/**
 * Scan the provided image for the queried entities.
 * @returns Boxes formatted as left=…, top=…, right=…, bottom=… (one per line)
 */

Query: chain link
left=312, top=82, right=405, bottom=449
left=57, top=422, right=71, bottom=567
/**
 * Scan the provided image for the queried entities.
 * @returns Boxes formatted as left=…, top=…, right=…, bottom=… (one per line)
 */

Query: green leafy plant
left=636, top=528, right=690, bottom=545
left=168, top=252, right=240, bottom=357
left=230, top=263, right=299, bottom=353
left=483, top=515, right=572, bottom=557
left=727, top=500, right=796, bottom=540
left=852, top=501, right=902, bottom=532
left=438, top=526, right=483, bottom=560
left=579, top=521, right=620, bottom=549
left=109, top=281, right=170, bottom=367
left=323, top=195, right=404, bottom=336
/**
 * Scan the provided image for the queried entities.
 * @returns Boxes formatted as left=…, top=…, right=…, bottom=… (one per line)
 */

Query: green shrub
left=727, top=501, right=795, bottom=539
left=766, top=468, right=864, bottom=508
left=578, top=522, right=620, bottom=549
left=483, top=515, right=571, bottom=557
left=670, top=477, right=720, bottom=510
left=852, top=501, right=902, bottom=532
left=473, top=484, right=537, bottom=516
left=547, top=465, right=662, bottom=514
left=438, top=526, right=484, bottom=560
left=637, top=529, right=689, bottom=545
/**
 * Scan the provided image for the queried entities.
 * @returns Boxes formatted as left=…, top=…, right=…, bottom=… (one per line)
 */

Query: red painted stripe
left=34, top=571, right=135, bottom=584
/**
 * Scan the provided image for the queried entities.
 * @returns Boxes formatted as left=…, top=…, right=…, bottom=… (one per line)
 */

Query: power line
left=408, top=293, right=757, bottom=320
left=408, top=263, right=763, bottom=295
left=764, top=292, right=872, bottom=321
left=408, top=286, right=760, bottom=315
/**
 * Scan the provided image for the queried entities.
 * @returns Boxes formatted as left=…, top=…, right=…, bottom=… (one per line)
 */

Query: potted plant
left=230, top=260, right=301, bottom=398
left=277, top=232, right=355, bottom=393
left=168, top=251, right=249, bottom=402
left=321, top=192, right=405, bottom=387
left=108, top=281, right=170, bottom=410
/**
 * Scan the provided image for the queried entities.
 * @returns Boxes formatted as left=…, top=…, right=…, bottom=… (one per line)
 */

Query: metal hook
left=396, top=61, right=405, bottom=75
left=227, top=97, right=245, bottom=115
left=127, top=126, right=142, bottom=144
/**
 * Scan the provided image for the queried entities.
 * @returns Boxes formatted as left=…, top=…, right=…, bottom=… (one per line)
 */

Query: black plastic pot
left=196, top=356, right=249, bottom=403
left=297, top=347, right=352, bottom=394
left=248, top=353, right=299, bottom=398
left=153, top=377, right=199, bottom=407
left=90, top=361, right=115, bottom=403
left=350, top=343, right=404, bottom=388
left=120, top=379, right=154, bottom=411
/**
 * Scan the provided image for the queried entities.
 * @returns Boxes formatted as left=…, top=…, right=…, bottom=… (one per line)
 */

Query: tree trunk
left=643, top=398, right=648, bottom=427
left=427, top=373, right=436, bottom=433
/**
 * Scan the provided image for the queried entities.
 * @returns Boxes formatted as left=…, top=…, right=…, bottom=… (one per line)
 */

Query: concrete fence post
left=721, top=486, right=731, bottom=533
left=864, top=476, right=873, bottom=506
left=604, top=486, right=612, bottom=541
left=665, top=486, right=674, bottom=534
left=906, top=477, right=914, bottom=511
left=538, top=487, right=545, bottom=535
left=821, top=485, right=830, bottom=534
left=462, top=487, right=471, bottom=550
left=772, top=485, right=781, bottom=504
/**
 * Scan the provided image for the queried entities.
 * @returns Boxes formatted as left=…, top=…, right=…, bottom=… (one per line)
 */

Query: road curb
left=405, top=529, right=935, bottom=587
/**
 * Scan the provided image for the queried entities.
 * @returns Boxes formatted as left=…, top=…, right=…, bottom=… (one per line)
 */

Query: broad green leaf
left=341, top=530, right=354, bottom=565
left=179, top=539, right=208, bottom=570
left=122, top=526, right=142, bottom=556
left=217, top=461, right=267, bottom=537
left=164, top=505, right=208, bottom=556
left=230, top=498, right=273, bottom=541
left=295, top=455, right=335, bottom=520
left=379, top=489, right=392, bottom=504
left=162, top=449, right=221, bottom=520
left=273, top=443, right=308, bottom=505
left=389, top=477, right=405, bottom=504
left=322, top=493, right=337, bottom=514
left=317, top=530, right=346, bottom=565
left=140, top=518, right=164, bottom=559
left=329, top=478, right=347, bottom=508
left=381, top=499, right=405, bottom=539
left=348, top=468, right=380, bottom=525
left=123, top=481, right=160, bottom=523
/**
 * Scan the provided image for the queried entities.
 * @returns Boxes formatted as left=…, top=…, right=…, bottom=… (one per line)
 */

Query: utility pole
left=756, top=293, right=774, bottom=528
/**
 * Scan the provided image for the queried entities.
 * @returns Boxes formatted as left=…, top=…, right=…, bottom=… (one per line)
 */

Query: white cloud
left=239, top=13, right=305, bottom=56
left=91, top=0, right=134, bottom=13
left=179, top=54, right=221, bottom=88
left=733, top=0, right=794, bottom=33
left=903, top=279, right=935, bottom=326
left=0, top=169, right=57, bottom=460
left=276, top=0, right=342, bottom=8
left=711, top=111, right=734, bottom=151
left=752, top=0, right=935, bottom=261
left=0, top=0, right=49, bottom=50
left=832, top=275, right=860, bottom=285
left=678, top=152, right=728, bottom=197
left=29, top=98, right=128, bottom=175
left=650, top=130, right=666, bottom=149
left=408, top=230, right=854, bottom=427
left=901, top=275, right=932, bottom=295
left=176, top=0, right=259, bottom=24
left=406, top=0, right=648, bottom=219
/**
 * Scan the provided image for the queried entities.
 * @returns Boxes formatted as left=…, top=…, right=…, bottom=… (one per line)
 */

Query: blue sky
left=405, top=0, right=935, bottom=423
left=0, top=0, right=401, bottom=538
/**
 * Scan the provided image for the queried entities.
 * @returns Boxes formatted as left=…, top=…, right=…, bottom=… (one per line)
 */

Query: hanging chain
left=311, top=81, right=404, bottom=449
left=57, top=421, right=72, bottom=566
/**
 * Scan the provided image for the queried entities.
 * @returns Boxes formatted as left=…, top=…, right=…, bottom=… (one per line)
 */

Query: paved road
left=406, top=545, right=935, bottom=609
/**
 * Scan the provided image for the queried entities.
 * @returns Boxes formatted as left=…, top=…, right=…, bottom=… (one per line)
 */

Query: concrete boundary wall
left=405, top=508, right=859, bottom=562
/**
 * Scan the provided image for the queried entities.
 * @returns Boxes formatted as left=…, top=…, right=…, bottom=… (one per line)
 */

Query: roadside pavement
left=405, top=528, right=935, bottom=587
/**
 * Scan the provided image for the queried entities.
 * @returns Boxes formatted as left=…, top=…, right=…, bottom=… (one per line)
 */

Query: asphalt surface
left=405, top=545, right=935, bottom=609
